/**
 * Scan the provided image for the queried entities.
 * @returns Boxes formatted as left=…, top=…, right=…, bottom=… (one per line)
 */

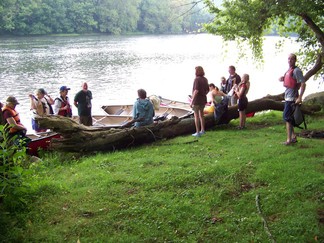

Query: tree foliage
left=0, top=0, right=211, bottom=35
left=203, top=0, right=324, bottom=81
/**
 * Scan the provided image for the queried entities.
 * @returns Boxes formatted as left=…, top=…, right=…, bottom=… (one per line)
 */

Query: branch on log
left=35, top=93, right=321, bottom=153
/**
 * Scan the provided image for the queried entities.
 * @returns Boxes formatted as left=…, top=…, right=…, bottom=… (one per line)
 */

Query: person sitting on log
left=204, top=83, right=227, bottom=114
left=122, top=89, right=155, bottom=128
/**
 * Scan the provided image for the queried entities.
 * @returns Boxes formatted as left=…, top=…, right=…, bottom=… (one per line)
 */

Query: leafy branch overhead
left=203, top=0, right=324, bottom=81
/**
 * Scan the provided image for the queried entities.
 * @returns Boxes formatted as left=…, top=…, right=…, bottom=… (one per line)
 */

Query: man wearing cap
left=29, top=88, right=54, bottom=132
left=54, top=86, right=72, bottom=117
left=2, top=96, right=27, bottom=138
left=74, top=82, right=92, bottom=126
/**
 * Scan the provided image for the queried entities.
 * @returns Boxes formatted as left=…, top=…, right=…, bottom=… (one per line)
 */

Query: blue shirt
left=133, top=98, right=154, bottom=127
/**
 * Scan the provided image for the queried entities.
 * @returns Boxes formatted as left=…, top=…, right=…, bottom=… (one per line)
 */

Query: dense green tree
left=0, top=0, right=17, bottom=33
left=204, top=0, right=324, bottom=80
left=106, top=0, right=141, bottom=34
left=138, top=0, right=175, bottom=34
left=0, top=0, right=210, bottom=35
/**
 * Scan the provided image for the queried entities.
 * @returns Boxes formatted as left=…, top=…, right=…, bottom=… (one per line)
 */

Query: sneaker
left=192, top=132, right=201, bottom=137
left=199, top=131, right=206, bottom=135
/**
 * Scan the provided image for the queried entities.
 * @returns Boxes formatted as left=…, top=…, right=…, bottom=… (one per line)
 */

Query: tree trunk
left=36, top=93, right=321, bottom=153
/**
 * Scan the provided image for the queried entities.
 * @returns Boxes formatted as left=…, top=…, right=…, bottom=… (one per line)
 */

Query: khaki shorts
left=192, top=105, right=205, bottom=112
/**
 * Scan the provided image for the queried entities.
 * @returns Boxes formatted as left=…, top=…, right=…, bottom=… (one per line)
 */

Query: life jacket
left=2, top=105, right=22, bottom=133
left=55, top=97, right=72, bottom=117
left=283, top=67, right=299, bottom=89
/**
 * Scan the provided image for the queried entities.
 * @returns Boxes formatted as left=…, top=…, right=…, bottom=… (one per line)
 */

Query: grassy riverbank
left=1, top=111, right=323, bottom=242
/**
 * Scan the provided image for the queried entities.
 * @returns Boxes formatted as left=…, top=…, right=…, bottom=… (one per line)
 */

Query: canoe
left=72, top=115, right=134, bottom=127
left=101, top=104, right=193, bottom=120
left=27, top=132, right=61, bottom=156
left=157, top=96, right=191, bottom=110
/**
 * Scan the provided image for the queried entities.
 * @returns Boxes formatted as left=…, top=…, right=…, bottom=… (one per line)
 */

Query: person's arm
left=220, top=91, right=227, bottom=97
left=74, top=93, right=78, bottom=108
left=46, top=94, right=54, bottom=105
left=296, top=82, right=306, bottom=104
left=235, top=85, right=246, bottom=99
left=6, top=117, right=26, bottom=131
left=29, top=94, right=37, bottom=110
left=53, top=99, right=61, bottom=115
left=190, top=89, right=198, bottom=107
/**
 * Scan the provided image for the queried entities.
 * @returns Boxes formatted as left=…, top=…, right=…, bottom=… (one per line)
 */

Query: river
left=0, top=34, right=323, bottom=132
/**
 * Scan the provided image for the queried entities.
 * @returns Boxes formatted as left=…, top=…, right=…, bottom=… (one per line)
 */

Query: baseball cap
left=6, top=96, right=19, bottom=105
left=60, top=86, right=71, bottom=91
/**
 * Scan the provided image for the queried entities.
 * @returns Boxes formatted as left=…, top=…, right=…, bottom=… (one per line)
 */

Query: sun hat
left=60, top=86, right=71, bottom=91
left=6, top=96, right=19, bottom=105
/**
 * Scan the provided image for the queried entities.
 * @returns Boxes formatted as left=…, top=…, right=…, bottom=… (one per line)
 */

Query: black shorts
left=283, top=101, right=294, bottom=123
left=238, top=97, right=248, bottom=111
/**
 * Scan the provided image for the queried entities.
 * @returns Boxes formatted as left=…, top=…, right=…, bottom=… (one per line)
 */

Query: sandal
left=283, top=141, right=292, bottom=146
left=291, top=137, right=298, bottom=143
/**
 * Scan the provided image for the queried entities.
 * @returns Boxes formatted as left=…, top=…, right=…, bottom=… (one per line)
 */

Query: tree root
left=255, top=194, right=276, bottom=243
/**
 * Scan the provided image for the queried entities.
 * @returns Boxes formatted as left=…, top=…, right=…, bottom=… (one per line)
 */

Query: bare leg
left=286, top=122, right=293, bottom=142
left=241, top=110, right=246, bottom=128
left=194, top=111, right=200, bottom=134
left=199, top=109, right=205, bottom=132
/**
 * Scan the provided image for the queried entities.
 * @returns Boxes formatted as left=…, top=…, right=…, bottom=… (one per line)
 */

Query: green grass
left=1, top=111, right=323, bottom=242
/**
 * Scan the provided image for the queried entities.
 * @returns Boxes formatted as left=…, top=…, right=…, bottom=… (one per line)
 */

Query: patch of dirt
left=298, top=130, right=324, bottom=139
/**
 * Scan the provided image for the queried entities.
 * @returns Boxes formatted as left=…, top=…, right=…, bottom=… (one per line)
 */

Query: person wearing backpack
left=279, top=53, right=306, bottom=145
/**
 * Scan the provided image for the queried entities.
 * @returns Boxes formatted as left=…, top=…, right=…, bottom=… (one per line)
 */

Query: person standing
left=190, top=66, right=209, bottom=137
left=225, top=65, right=241, bottom=106
left=234, top=74, right=250, bottom=129
left=54, top=86, right=72, bottom=117
left=220, top=76, right=227, bottom=93
left=2, top=96, right=27, bottom=139
left=29, top=88, right=54, bottom=133
left=74, top=82, right=93, bottom=126
left=279, top=53, right=306, bottom=145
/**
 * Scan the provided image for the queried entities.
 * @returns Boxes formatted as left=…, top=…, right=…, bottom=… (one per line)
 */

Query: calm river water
left=0, top=34, right=323, bottom=132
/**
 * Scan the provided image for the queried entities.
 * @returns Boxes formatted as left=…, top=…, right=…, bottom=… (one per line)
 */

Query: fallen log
left=36, top=93, right=321, bottom=153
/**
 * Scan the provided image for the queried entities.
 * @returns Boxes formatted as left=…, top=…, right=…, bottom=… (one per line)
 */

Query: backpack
left=44, top=97, right=54, bottom=115
left=291, top=103, right=307, bottom=129
left=214, top=96, right=229, bottom=124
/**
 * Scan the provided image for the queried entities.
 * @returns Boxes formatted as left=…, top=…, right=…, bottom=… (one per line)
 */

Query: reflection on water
left=0, top=34, right=322, bottom=133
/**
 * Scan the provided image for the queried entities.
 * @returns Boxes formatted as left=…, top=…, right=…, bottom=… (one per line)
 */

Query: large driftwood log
left=36, top=93, right=321, bottom=153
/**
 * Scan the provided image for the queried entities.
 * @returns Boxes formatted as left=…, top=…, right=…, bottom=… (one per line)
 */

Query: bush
left=0, top=125, right=29, bottom=203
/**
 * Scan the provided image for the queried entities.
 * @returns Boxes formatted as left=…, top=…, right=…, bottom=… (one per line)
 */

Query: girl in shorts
left=235, top=74, right=250, bottom=129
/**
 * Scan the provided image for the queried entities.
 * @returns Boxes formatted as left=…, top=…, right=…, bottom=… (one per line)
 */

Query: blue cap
left=60, top=86, right=70, bottom=91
